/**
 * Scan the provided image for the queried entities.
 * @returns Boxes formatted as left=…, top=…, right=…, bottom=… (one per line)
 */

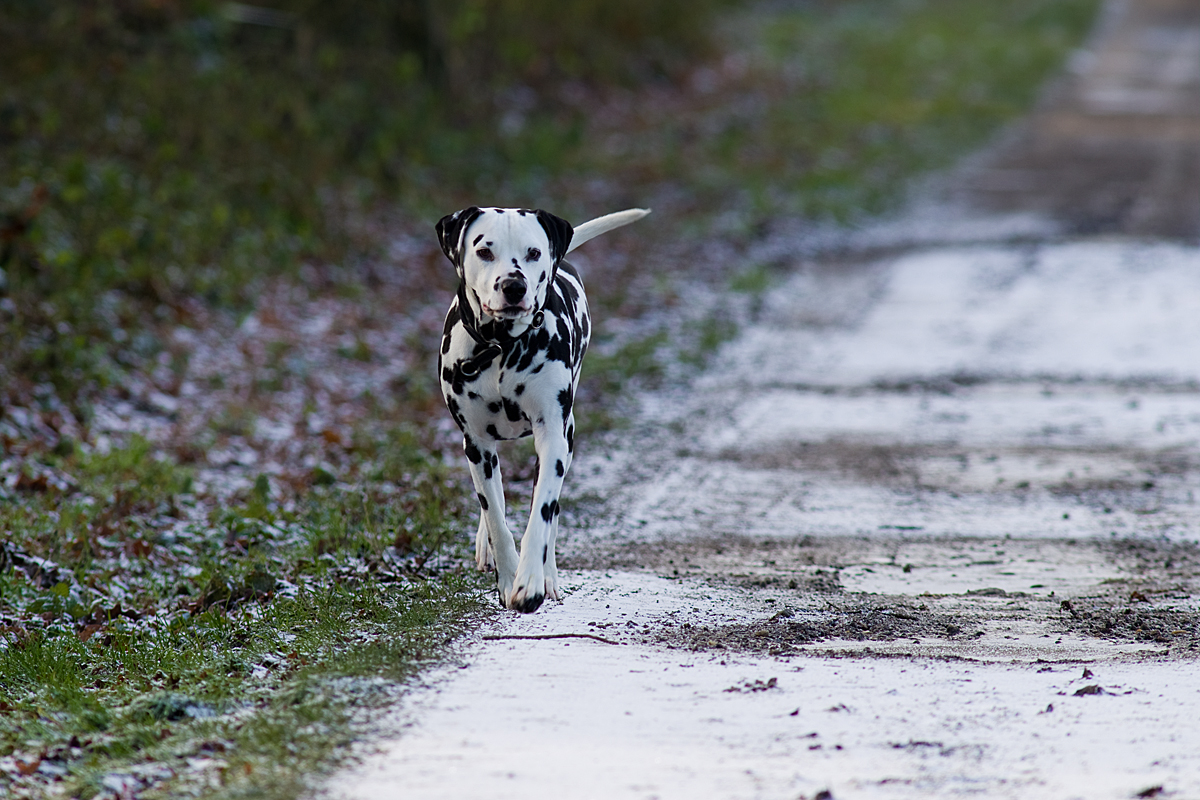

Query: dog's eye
left=476, top=248, right=495, bottom=262
left=526, top=248, right=541, bottom=262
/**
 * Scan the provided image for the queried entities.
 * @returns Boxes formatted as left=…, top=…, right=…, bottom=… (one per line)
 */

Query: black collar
left=456, top=283, right=545, bottom=378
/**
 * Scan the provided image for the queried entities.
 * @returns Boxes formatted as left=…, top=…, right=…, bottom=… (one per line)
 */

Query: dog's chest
left=443, top=323, right=575, bottom=433
left=441, top=263, right=590, bottom=441
left=440, top=272, right=590, bottom=441
left=460, top=366, right=538, bottom=438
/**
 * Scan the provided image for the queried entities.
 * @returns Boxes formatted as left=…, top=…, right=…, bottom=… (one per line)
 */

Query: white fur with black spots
left=435, top=206, right=649, bottom=612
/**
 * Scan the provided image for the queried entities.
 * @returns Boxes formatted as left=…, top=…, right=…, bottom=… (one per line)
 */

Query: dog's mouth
left=481, top=303, right=528, bottom=320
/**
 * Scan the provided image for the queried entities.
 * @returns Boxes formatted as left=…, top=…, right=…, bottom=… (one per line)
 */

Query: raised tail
left=566, top=208, right=651, bottom=255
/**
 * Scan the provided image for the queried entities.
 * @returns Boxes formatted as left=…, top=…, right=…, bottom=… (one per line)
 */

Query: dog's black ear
left=436, top=207, right=483, bottom=269
left=535, top=209, right=574, bottom=264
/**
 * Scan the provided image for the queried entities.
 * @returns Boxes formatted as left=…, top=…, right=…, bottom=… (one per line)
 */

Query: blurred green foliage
left=0, top=0, right=721, bottom=396
left=0, top=0, right=1099, bottom=400
left=752, top=0, right=1099, bottom=216
left=589, top=0, right=1102, bottom=218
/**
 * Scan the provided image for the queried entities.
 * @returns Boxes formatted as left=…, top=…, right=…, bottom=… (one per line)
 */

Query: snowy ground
left=334, top=234, right=1200, bottom=800
left=330, top=1, right=1199, bottom=798
left=340, top=574, right=1198, bottom=800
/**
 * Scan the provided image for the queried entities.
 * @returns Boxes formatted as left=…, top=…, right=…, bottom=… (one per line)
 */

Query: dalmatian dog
left=437, top=206, right=649, bottom=612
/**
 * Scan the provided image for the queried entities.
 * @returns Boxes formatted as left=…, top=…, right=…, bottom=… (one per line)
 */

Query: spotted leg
left=542, top=447, right=572, bottom=602
left=509, top=415, right=573, bottom=612
left=464, top=437, right=519, bottom=606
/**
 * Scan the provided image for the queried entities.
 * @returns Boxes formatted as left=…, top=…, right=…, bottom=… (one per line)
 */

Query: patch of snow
left=717, top=241, right=1200, bottom=388
left=338, top=571, right=1200, bottom=800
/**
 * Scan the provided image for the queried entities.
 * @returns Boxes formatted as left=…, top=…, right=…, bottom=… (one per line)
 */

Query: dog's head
left=437, top=207, right=573, bottom=323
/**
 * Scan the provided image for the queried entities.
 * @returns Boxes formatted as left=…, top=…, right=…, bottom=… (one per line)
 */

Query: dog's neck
left=454, top=281, right=547, bottom=378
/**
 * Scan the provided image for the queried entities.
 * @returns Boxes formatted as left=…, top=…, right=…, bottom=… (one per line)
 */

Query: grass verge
left=0, top=433, right=490, bottom=798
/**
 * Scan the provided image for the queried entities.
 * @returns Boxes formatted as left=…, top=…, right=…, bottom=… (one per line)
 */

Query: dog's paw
left=474, top=522, right=494, bottom=571
left=475, top=541, right=495, bottom=572
left=544, top=563, right=561, bottom=602
left=496, top=568, right=517, bottom=610
left=476, top=551, right=495, bottom=572
left=509, top=554, right=546, bottom=613
left=507, top=584, right=545, bottom=614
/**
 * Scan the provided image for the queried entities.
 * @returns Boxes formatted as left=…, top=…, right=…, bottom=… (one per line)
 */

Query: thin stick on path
left=481, top=633, right=621, bottom=645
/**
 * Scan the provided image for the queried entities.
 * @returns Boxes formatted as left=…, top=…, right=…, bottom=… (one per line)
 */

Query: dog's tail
left=566, top=208, right=651, bottom=255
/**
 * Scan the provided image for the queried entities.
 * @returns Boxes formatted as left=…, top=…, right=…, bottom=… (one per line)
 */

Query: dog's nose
left=501, top=278, right=527, bottom=304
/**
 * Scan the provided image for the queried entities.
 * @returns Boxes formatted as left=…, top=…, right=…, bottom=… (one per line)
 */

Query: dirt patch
left=718, top=439, right=925, bottom=484
left=653, top=599, right=981, bottom=655
left=734, top=569, right=844, bottom=593
left=564, top=534, right=1120, bottom=595
left=1059, top=600, right=1200, bottom=647
left=1109, top=539, right=1200, bottom=581
left=560, top=532, right=862, bottom=574
left=559, top=533, right=1200, bottom=659
left=715, top=438, right=1197, bottom=497
left=1052, top=539, right=1200, bottom=648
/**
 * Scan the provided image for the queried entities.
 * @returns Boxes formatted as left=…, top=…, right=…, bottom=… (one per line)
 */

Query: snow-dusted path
left=333, top=236, right=1200, bottom=800
left=330, top=1, right=1200, bottom=798
left=339, top=573, right=1200, bottom=800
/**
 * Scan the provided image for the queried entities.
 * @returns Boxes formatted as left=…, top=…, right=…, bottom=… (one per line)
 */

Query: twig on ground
left=481, top=633, right=622, bottom=645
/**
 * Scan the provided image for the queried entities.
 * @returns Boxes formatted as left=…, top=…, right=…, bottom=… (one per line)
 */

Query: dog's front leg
left=509, top=422, right=571, bottom=613
left=542, top=447, right=571, bottom=602
left=465, top=436, right=519, bottom=606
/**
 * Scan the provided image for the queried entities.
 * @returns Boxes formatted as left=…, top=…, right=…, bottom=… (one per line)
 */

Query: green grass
left=0, top=435, right=489, bottom=798
left=578, top=0, right=1100, bottom=220
left=1, top=572, right=484, bottom=799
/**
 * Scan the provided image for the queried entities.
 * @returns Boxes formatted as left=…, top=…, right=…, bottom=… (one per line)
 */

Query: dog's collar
left=457, top=283, right=546, bottom=378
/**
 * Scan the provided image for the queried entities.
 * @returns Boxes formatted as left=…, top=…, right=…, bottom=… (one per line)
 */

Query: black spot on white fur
left=464, top=436, right=483, bottom=464
left=557, top=388, right=573, bottom=422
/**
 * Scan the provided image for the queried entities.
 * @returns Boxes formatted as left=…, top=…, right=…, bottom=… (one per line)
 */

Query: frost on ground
left=338, top=574, right=1199, bottom=800
left=331, top=1, right=1200, bottom=796
left=335, top=235, right=1200, bottom=800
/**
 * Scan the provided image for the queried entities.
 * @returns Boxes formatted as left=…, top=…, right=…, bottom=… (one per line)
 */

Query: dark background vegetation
left=1, top=1, right=1100, bottom=797
left=0, top=0, right=721, bottom=400
left=1, top=0, right=1097, bottom=403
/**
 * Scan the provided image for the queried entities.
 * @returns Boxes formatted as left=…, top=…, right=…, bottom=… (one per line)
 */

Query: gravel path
left=332, top=2, right=1200, bottom=798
